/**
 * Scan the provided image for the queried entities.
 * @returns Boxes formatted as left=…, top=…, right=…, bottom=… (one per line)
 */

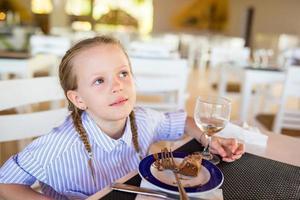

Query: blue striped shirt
left=0, top=107, right=186, bottom=199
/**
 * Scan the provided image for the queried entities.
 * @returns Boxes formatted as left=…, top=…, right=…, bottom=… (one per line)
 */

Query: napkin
left=216, top=122, right=268, bottom=147
left=135, top=179, right=223, bottom=200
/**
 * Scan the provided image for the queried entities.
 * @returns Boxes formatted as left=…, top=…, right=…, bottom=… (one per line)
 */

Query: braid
left=71, top=110, right=92, bottom=154
left=129, top=111, right=142, bottom=160
left=71, top=109, right=96, bottom=186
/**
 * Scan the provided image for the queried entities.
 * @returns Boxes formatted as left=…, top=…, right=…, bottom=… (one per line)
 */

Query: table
left=0, top=51, right=31, bottom=79
left=88, top=131, right=300, bottom=200
left=0, top=52, right=59, bottom=79
left=239, top=67, right=286, bottom=122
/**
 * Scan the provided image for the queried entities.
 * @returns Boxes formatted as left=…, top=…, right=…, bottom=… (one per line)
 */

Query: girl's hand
left=209, top=136, right=245, bottom=162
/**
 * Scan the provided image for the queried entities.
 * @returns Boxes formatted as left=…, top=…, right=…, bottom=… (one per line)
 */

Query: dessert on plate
left=178, top=153, right=202, bottom=177
left=154, top=149, right=202, bottom=177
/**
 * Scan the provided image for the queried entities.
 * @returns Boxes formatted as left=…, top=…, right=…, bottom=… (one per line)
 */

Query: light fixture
left=0, top=11, right=6, bottom=21
left=31, top=0, right=53, bottom=14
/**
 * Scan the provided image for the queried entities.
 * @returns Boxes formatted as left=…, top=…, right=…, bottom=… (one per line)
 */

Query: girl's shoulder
left=23, top=115, right=81, bottom=166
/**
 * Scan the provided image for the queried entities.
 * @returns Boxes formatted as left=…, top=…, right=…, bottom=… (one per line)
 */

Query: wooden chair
left=0, top=77, right=69, bottom=154
left=130, top=57, right=189, bottom=111
left=255, top=66, right=300, bottom=136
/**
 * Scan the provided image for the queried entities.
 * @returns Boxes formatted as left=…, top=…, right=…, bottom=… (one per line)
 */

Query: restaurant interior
left=0, top=0, right=300, bottom=199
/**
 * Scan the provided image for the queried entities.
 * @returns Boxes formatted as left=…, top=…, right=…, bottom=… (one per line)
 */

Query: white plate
left=138, top=152, right=224, bottom=196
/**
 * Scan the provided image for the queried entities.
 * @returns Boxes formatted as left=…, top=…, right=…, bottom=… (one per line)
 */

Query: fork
left=161, top=148, right=190, bottom=200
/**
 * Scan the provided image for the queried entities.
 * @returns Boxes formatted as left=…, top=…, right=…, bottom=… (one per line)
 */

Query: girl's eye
left=94, top=78, right=104, bottom=85
left=119, top=71, right=129, bottom=78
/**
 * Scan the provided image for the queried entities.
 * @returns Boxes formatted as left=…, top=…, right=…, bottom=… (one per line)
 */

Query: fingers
left=209, top=147, right=224, bottom=156
left=222, top=143, right=244, bottom=162
left=209, top=137, right=245, bottom=162
left=222, top=154, right=242, bottom=162
left=222, top=138, right=239, bottom=154
left=210, top=137, right=227, bottom=157
left=211, top=137, right=238, bottom=156
left=222, top=157, right=235, bottom=162
left=234, top=143, right=245, bottom=155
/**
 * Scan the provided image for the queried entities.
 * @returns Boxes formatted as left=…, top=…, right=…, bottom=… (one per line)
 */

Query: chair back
left=277, top=48, right=300, bottom=67
left=278, top=34, right=299, bottom=52
left=128, top=37, right=180, bottom=59
left=29, top=35, right=72, bottom=57
left=273, top=66, right=300, bottom=133
left=28, top=35, right=72, bottom=77
left=130, top=57, right=189, bottom=111
left=0, top=77, right=69, bottom=142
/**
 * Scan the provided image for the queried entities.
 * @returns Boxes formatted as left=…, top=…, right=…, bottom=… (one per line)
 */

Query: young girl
left=0, top=36, right=244, bottom=200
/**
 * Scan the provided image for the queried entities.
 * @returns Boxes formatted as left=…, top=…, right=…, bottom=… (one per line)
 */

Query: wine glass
left=194, top=95, right=231, bottom=164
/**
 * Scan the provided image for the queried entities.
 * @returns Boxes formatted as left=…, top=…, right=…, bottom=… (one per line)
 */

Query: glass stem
left=202, top=135, right=211, bottom=156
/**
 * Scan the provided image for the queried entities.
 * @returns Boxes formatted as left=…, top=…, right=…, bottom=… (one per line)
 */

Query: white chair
left=28, top=35, right=72, bottom=76
left=130, top=57, right=189, bottom=111
left=128, top=34, right=180, bottom=60
left=213, top=47, right=250, bottom=99
left=71, top=31, right=97, bottom=43
left=208, top=46, right=230, bottom=85
left=179, top=34, right=196, bottom=67
left=195, top=36, right=210, bottom=74
left=253, top=48, right=274, bottom=67
left=216, top=48, right=251, bottom=119
left=277, top=34, right=299, bottom=53
left=0, top=77, right=66, bottom=190
left=0, top=35, right=71, bottom=80
left=0, top=77, right=68, bottom=145
left=277, top=48, right=300, bottom=68
left=257, top=48, right=300, bottom=114
left=254, top=66, right=300, bottom=136
left=29, top=35, right=72, bottom=57
left=273, top=66, right=300, bottom=134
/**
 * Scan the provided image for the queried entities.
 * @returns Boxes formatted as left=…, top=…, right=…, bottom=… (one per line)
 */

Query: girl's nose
left=111, top=77, right=123, bottom=93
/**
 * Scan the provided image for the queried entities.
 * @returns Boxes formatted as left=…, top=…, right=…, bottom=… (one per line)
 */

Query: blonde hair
left=58, top=36, right=140, bottom=185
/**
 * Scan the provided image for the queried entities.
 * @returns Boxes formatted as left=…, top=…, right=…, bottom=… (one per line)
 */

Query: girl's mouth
left=109, top=98, right=128, bottom=106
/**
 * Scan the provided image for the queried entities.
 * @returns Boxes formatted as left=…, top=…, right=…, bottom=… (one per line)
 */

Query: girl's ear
left=67, top=90, right=87, bottom=110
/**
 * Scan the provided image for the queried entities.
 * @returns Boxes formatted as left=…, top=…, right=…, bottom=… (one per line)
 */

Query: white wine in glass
left=194, top=96, right=231, bottom=164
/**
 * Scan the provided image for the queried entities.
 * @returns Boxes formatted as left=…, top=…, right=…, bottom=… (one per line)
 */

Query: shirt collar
left=82, top=112, right=132, bottom=152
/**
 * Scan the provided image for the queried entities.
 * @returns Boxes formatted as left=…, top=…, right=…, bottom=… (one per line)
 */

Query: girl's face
left=67, top=44, right=136, bottom=124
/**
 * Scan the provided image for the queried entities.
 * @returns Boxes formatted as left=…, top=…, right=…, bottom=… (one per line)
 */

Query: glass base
left=201, top=152, right=220, bottom=165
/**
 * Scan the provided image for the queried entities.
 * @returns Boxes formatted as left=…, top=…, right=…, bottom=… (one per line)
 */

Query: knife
left=111, top=182, right=176, bottom=199
left=111, top=183, right=205, bottom=200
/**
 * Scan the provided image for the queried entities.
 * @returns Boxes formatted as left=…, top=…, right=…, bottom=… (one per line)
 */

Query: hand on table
left=209, top=136, right=245, bottom=162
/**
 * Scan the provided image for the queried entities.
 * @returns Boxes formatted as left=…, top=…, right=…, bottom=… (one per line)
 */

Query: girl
left=0, top=36, right=244, bottom=200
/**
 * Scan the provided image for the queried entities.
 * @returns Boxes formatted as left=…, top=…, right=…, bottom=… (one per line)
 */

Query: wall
left=227, top=0, right=300, bottom=36
left=152, top=0, right=195, bottom=33
left=21, top=0, right=300, bottom=46
left=153, top=0, right=300, bottom=38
